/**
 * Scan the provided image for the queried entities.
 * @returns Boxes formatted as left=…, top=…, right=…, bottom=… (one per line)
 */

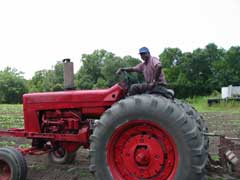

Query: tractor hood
left=23, top=84, right=124, bottom=104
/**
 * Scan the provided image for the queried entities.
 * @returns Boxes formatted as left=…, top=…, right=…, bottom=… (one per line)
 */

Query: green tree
left=75, top=50, right=110, bottom=89
left=160, top=48, right=182, bottom=68
left=28, top=70, right=52, bottom=92
left=53, top=61, right=64, bottom=85
left=75, top=50, right=143, bottom=90
left=28, top=61, right=64, bottom=92
left=0, top=67, right=28, bottom=103
left=160, top=44, right=227, bottom=97
left=224, top=46, right=240, bottom=86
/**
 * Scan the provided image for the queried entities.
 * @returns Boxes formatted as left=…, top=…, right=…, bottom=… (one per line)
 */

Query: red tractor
left=0, top=60, right=209, bottom=180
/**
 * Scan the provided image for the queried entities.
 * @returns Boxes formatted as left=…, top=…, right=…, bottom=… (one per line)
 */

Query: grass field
left=186, top=96, right=240, bottom=113
left=0, top=104, right=23, bottom=129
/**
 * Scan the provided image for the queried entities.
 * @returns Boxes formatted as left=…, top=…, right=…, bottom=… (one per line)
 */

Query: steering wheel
left=117, top=71, right=132, bottom=90
left=118, top=70, right=142, bottom=89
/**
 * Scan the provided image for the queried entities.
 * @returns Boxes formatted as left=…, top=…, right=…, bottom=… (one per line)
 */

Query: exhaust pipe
left=63, top=59, right=75, bottom=90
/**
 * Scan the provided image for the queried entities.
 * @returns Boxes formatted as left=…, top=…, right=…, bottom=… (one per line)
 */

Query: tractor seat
left=150, top=85, right=175, bottom=99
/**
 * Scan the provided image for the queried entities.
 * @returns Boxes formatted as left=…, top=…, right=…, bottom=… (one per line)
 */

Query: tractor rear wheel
left=48, top=146, right=77, bottom=164
left=0, top=147, right=27, bottom=180
left=89, top=95, right=208, bottom=180
left=174, top=99, right=209, bottom=151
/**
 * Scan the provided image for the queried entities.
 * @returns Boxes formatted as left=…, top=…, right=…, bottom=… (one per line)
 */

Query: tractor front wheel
left=0, top=147, right=27, bottom=180
left=89, top=95, right=208, bottom=180
left=48, top=146, right=77, bottom=164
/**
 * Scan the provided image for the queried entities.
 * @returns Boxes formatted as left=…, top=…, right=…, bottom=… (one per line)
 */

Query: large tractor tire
left=0, top=147, right=27, bottom=180
left=174, top=100, right=209, bottom=151
left=89, top=95, right=209, bottom=180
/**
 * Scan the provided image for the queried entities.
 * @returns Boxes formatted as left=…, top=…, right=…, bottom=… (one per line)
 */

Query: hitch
left=204, top=132, right=240, bottom=141
left=204, top=132, right=240, bottom=177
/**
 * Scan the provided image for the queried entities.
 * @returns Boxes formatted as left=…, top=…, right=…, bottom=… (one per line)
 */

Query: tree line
left=0, top=43, right=239, bottom=103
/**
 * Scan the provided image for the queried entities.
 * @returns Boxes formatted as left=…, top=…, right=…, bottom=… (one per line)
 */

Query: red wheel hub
left=135, top=145, right=151, bottom=166
left=107, top=120, right=178, bottom=180
left=0, top=160, right=11, bottom=180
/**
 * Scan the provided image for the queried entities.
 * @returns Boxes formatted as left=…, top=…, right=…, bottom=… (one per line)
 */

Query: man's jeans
left=128, top=83, right=154, bottom=96
left=128, top=83, right=173, bottom=98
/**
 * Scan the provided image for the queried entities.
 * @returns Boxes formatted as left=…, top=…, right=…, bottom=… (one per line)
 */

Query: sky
left=0, top=0, right=239, bottom=79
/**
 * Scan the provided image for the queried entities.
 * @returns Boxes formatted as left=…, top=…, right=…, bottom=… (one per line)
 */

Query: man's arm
left=120, top=67, right=139, bottom=72
left=116, top=63, right=142, bottom=75
left=116, top=67, right=137, bottom=75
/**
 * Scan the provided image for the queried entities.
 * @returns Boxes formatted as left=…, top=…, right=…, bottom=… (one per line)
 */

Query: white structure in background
left=221, top=85, right=240, bottom=99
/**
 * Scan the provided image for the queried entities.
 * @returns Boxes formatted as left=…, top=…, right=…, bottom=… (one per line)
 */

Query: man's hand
left=116, top=67, right=136, bottom=75
left=149, top=80, right=158, bottom=87
left=116, top=68, right=124, bottom=75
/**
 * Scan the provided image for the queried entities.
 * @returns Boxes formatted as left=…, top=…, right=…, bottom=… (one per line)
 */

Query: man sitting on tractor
left=116, top=47, right=167, bottom=96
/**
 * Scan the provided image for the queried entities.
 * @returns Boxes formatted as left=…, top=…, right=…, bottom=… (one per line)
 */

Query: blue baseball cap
left=139, top=47, right=150, bottom=54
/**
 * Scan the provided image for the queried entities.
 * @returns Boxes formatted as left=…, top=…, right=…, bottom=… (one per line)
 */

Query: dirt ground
left=203, top=112, right=240, bottom=155
left=25, top=148, right=94, bottom=180
left=0, top=112, right=240, bottom=180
